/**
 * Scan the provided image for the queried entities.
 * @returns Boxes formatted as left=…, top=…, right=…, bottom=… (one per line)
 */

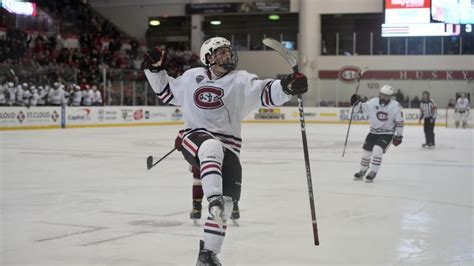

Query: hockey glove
left=392, top=135, right=403, bottom=146
left=174, top=131, right=184, bottom=151
left=350, top=94, right=361, bottom=106
left=281, top=73, right=308, bottom=95
left=144, top=46, right=167, bottom=72
left=175, top=136, right=182, bottom=152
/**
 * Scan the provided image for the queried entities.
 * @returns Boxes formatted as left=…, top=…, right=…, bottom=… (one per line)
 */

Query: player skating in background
left=455, top=93, right=470, bottom=129
left=351, top=85, right=404, bottom=183
left=419, top=91, right=437, bottom=148
left=144, top=37, right=307, bottom=265
left=174, top=131, right=241, bottom=226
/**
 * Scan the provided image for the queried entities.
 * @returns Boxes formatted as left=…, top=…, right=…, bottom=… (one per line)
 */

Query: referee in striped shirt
left=419, top=91, right=437, bottom=148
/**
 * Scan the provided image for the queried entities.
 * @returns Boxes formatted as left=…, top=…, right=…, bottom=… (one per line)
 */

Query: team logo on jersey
left=376, top=111, right=389, bottom=121
left=195, top=75, right=205, bottom=84
left=194, top=86, right=224, bottom=109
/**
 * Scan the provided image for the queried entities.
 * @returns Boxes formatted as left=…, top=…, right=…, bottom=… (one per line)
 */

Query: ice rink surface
left=1, top=123, right=473, bottom=266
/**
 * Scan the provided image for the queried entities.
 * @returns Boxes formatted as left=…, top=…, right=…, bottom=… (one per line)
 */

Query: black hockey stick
left=146, top=148, right=176, bottom=170
left=262, top=38, right=319, bottom=246
left=341, top=68, right=367, bottom=157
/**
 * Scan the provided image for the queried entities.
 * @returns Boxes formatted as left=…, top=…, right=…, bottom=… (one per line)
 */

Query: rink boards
left=0, top=106, right=471, bottom=130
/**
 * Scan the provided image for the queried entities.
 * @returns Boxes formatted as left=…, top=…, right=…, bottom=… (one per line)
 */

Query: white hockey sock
left=370, top=145, right=384, bottom=173
left=198, top=139, right=224, bottom=197
left=360, top=150, right=372, bottom=171
left=203, top=197, right=233, bottom=253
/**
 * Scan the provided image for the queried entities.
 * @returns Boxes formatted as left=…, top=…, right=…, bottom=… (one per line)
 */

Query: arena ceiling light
left=268, top=14, right=280, bottom=20
left=149, top=19, right=161, bottom=26
left=210, top=20, right=222, bottom=26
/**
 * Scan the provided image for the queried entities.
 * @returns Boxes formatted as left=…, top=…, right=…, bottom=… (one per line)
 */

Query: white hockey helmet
left=380, top=85, right=393, bottom=96
left=200, top=37, right=237, bottom=71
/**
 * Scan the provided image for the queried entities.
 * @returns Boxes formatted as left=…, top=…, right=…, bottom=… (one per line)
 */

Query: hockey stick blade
left=146, top=148, right=176, bottom=171
left=146, top=156, right=153, bottom=170
left=262, top=38, right=298, bottom=72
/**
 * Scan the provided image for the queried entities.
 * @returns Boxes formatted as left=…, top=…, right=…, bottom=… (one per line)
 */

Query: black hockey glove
left=350, top=94, right=361, bottom=106
left=143, top=46, right=167, bottom=72
left=281, top=72, right=308, bottom=95
left=392, top=135, right=402, bottom=146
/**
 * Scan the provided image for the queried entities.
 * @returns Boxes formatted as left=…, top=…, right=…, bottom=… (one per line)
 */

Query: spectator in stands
left=411, top=96, right=420, bottom=108
left=395, top=89, right=404, bottom=103
left=447, top=98, right=455, bottom=108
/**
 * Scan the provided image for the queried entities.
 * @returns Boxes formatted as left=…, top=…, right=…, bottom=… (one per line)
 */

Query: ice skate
left=190, top=200, right=202, bottom=226
left=354, top=170, right=367, bottom=181
left=365, top=171, right=377, bottom=183
left=230, top=201, right=240, bottom=226
left=196, top=240, right=221, bottom=266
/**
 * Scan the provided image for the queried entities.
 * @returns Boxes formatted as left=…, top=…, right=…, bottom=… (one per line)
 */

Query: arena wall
left=1, top=106, right=470, bottom=130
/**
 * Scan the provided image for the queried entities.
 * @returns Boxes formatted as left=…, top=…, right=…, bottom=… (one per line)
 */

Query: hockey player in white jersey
left=92, top=85, right=103, bottom=106
left=22, top=86, right=32, bottom=107
left=15, top=83, right=27, bottom=106
left=351, top=85, right=404, bottom=182
left=71, top=85, right=83, bottom=106
left=37, top=86, right=47, bottom=106
left=82, top=85, right=94, bottom=106
left=6, top=82, right=16, bottom=106
left=144, top=37, right=308, bottom=265
left=48, top=82, right=66, bottom=106
left=29, top=86, right=40, bottom=106
left=455, top=93, right=470, bottom=128
left=0, top=84, right=6, bottom=106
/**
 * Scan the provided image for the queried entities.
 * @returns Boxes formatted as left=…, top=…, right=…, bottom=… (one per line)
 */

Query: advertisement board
left=2, top=106, right=472, bottom=130
left=0, top=107, right=62, bottom=129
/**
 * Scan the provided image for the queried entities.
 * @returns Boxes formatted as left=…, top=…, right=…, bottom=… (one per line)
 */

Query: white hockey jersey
left=30, top=90, right=40, bottom=106
left=6, top=86, right=16, bottom=105
left=82, top=89, right=94, bottom=106
left=71, top=90, right=83, bottom=106
left=0, top=85, right=5, bottom=104
left=49, top=88, right=66, bottom=105
left=15, top=86, right=24, bottom=105
left=37, top=89, right=47, bottom=105
left=93, top=90, right=103, bottom=105
left=456, top=98, right=470, bottom=112
left=354, top=97, right=404, bottom=136
left=145, top=67, right=291, bottom=153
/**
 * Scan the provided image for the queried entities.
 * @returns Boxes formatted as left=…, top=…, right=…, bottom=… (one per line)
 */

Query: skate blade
left=365, top=179, right=374, bottom=183
left=232, top=219, right=240, bottom=227
left=353, top=177, right=364, bottom=181
left=192, top=219, right=200, bottom=226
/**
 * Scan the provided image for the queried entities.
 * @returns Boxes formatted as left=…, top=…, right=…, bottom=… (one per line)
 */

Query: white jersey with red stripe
left=456, top=98, right=470, bottom=112
left=354, top=97, right=404, bottom=136
left=145, top=67, right=291, bottom=154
